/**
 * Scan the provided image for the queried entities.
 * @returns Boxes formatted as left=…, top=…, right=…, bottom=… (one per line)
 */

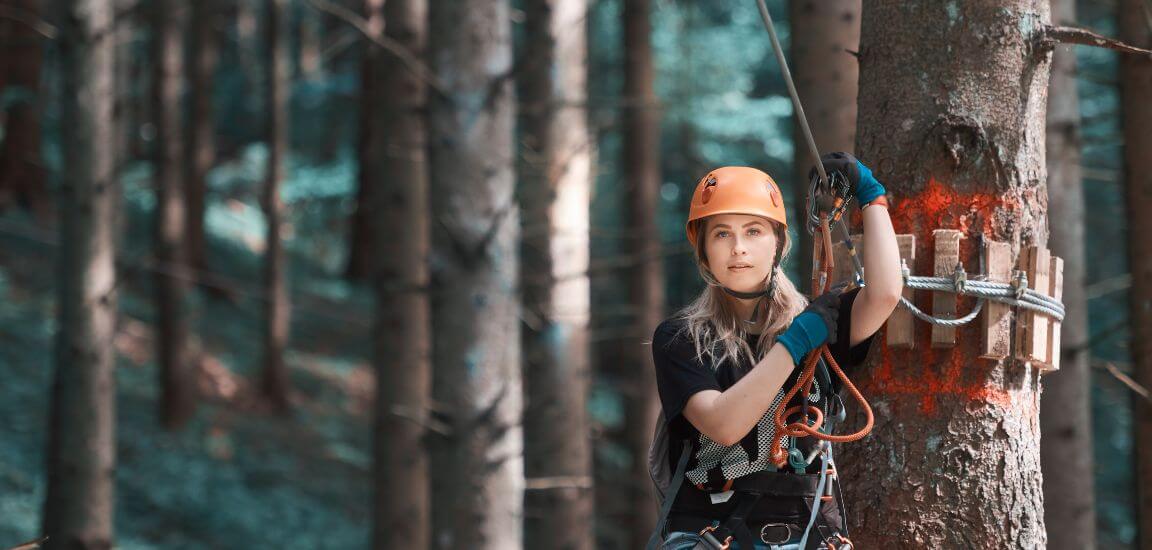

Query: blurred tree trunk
left=41, top=0, right=117, bottom=546
left=841, top=2, right=1052, bottom=546
left=261, top=0, right=292, bottom=412
left=518, top=0, right=594, bottom=547
left=367, top=0, right=430, bottom=547
left=788, top=0, right=859, bottom=279
left=1041, top=0, right=1095, bottom=547
left=427, top=1, right=522, bottom=548
left=152, top=0, right=197, bottom=430
left=621, top=0, right=663, bottom=546
left=0, top=0, right=48, bottom=218
left=1120, top=0, right=1152, bottom=547
left=345, top=41, right=375, bottom=281
left=185, top=0, right=221, bottom=275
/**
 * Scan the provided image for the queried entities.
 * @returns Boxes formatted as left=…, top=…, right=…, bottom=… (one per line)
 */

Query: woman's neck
left=730, top=296, right=763, bottom=334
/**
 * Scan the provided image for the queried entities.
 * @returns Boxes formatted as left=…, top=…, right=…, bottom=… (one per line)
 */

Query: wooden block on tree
left=887, top=234, right=916, bottom=349
left=1014, top=246, right=1051, bottom=365
left=1041, top=256, right=1064, bottom=373
left=980, top=240, right=1013, bottom=360
left=931, top=230, right=963, bottom=347
left=831, top=234, right=864, bottom=288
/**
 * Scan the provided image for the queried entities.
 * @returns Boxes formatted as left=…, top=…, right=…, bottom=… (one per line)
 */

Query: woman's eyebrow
left=711, top=221, right=763, bottom=231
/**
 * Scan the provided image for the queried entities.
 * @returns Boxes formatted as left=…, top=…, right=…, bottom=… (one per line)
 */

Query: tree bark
left=427, top=1, right=522, bottom=548
left=789, top=0, right=860, bottom=279
left=261, top=0, right=292, bottom=413
left=0, top=0, right=48, bottom=218
left=41, top=0, right=117, bottom=546
left=367, top=0, right=430, bottom=547
left=1120, top=0, right=1152, bottom=547
left=152, top=0, right=197, bottom=430
left=518, top=0, right=594, bottom=548
left=185, top=0, right=221, bottom=275
left=841, top=2, right=1052, bottom=547
left=1040, top=0, right=1095, bottom=547
left=621, top=0, right=664, bottom=546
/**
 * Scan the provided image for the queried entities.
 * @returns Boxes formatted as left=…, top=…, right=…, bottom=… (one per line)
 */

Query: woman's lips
left=728, top=266, right=753, bottom=272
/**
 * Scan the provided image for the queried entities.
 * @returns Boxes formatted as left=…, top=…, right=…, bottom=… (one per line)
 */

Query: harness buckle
left=698, top=525, right=732, bottom=550
left=759, top=523, right=795, bottom=544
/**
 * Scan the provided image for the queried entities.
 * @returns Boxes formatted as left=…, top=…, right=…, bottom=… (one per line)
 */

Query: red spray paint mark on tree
left=861, top=176, right=1026, bottom=416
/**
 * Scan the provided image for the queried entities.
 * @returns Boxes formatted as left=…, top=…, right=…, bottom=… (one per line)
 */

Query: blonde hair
left=674, top=218, right=808, bottom=370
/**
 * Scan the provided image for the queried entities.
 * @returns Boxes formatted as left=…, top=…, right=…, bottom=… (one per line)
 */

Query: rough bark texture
left=622, top=0, right=664, bottom=546
left=0, top=0, right=48, bottom=218
left=518, top=0, right=594, bottom=547
left=1040, top=0, right=1095, bottom=546
left=841, top=2, right=1052, bottom=547
left=427, top=1, right=522, bottom=548
left=368, top=0, right=430, bottom=547
left=185, top=0, right=220, bottom=274
left=261, top=0, right=292, bottom=413
left=789, top=0, right=860, bottom=279
left=152, top=0, right=197, bottom=430
left=1120, top=0, right=1152, bottom=547
left=41, top=0, right=117, bottom=546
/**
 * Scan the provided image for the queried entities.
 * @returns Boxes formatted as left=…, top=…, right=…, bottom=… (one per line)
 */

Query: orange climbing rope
left=768, top=212, right=875, bottom=468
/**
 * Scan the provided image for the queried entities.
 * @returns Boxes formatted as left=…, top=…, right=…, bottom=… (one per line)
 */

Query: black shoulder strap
left=645, top=440, right=692, bottom=550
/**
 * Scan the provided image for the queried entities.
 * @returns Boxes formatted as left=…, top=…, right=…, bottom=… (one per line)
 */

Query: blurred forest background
left=0, top=0, right=1146, bottom=548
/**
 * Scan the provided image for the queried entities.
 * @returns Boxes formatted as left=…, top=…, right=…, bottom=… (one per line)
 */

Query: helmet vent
left=701, top=175, right=719, bottom=204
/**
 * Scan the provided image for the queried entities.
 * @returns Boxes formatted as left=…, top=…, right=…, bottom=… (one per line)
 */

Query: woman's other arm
left=852, top=202, right=902, bottom=346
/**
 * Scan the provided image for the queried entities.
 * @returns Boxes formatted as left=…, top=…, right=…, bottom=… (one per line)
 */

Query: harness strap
left=646, top=440, right=692, bottom=550
left=718, top=492, right=762, bottom=550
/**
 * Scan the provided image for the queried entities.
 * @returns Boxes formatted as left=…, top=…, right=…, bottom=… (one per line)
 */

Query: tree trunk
left=345, top=44, right=376, bottom=281
left=427, top=1, right=522, bottom=548
left=0, top=0, right=48, bottom=218
left=1120, top=0, right=1152, bottom=547
left=621, top=0, right=663, bottom=546
left=185, top=0, right=221, bottom=275
left=42, top=0, right=117, bottom=546
left=152, top=0, right=197, bottom=430
left=789, top=0, right=860, bottom=279
left=518, top=0, right=594, bottom=547
left=367, top=0, right=430, bottom=547
left=1040, top=0, right=1095, bottom=547
left=261, top=0, right=292, bottom=413
left=841, top=2, right=1052, bottom=547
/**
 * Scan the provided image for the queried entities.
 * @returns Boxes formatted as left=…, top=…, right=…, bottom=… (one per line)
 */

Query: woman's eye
left=714, top=231, right=729, bottom=239
left=747, top=228, right=761, bottom=236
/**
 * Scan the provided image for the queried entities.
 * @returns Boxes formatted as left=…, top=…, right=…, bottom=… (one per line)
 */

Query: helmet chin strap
left=721, top=266, right=780, bottom=325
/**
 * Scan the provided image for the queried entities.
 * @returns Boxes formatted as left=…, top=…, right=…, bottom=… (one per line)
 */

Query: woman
left=652, top=153, right=902, bottom=549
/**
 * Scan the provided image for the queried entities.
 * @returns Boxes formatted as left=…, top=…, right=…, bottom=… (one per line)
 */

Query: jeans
left=662, top=530, right=803, bottom=550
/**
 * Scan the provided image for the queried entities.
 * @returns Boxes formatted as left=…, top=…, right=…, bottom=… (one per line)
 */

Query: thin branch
left=1094, top=360, right=1152, bottom=404
left=0, top=5, right=56, bottom=39
left=5, top=536, right=49, bottom=550
left=524, top=476, right=594, bottom=491
left=304, top=0, right=447, bottom=95
left=1041, top=25, right=1152, bottom=56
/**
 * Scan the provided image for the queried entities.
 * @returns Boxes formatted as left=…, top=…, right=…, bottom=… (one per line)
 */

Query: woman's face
left=703, top=213, right=779, bottom=293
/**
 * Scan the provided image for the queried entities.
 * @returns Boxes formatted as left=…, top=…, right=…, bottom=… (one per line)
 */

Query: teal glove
left=809, top=152, right=887, bottom=207
left=777, top=291, right=841, bottom=366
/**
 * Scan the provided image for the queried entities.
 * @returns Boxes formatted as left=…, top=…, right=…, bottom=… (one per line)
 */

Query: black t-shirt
left=652, top=288, right=875, bottom=521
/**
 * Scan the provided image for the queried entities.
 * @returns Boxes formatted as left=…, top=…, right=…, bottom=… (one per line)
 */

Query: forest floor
left=0, top=152, right=377, bottom=549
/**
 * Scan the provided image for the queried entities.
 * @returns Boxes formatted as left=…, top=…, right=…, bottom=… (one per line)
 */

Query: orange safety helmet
left=685, top=166, right=788, bottom=246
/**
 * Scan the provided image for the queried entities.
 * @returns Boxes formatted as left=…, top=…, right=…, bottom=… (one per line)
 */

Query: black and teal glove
left=777, top=290, right=841, bottom=366
left=808, top=152, right=887, bottom=207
